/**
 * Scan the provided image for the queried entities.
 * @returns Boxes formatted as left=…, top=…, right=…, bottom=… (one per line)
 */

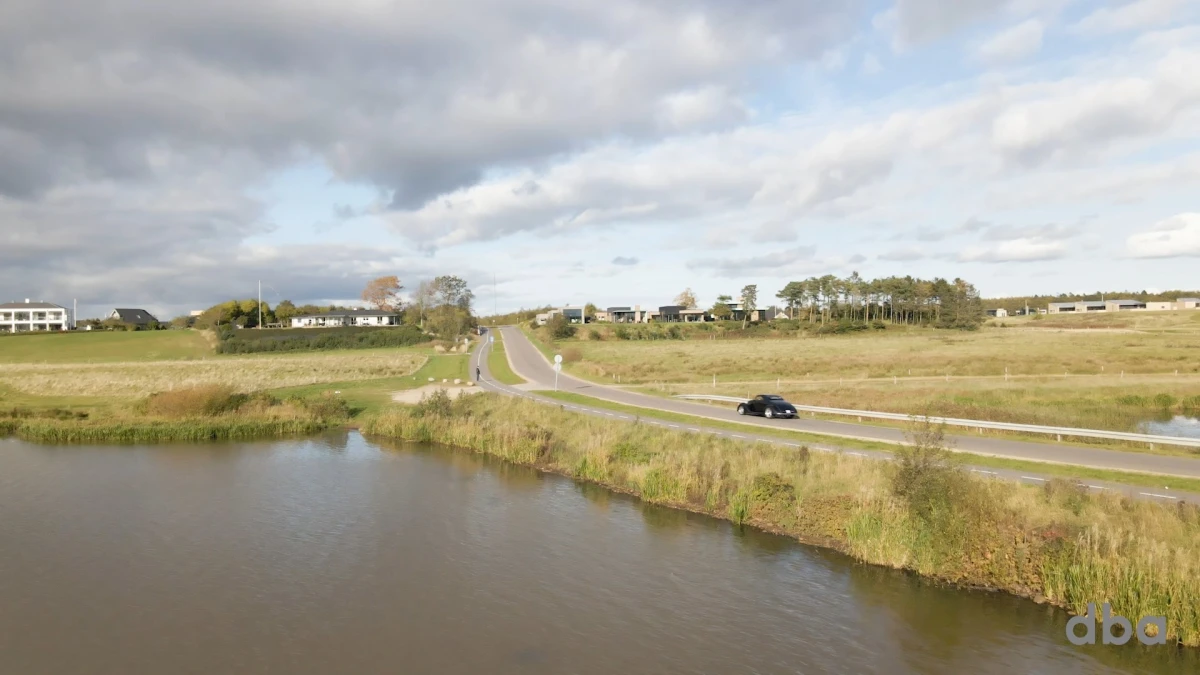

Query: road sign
left=553, top=362, right=562, bottom=372
left=489, top=335, right=494, bottom=343
left=554, top=354, right=563, bottom=364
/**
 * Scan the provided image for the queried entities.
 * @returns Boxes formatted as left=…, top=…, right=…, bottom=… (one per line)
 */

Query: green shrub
left=587, top=328, right=602, bottom=341
left=216, top=325, right=429, bottom=354
left=411, top=388, right=456, bottom=418
left=614, top=326, right=631, bottom=340
left=1153, top=393, right=1178, bottom=409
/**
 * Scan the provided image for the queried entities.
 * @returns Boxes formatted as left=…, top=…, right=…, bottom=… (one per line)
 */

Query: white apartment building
left=0, top=300, right=70, bottom=332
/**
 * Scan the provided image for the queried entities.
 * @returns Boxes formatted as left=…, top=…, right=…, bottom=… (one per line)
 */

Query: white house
left=290, top=309, right=402, bottom=328
left=0, top=300, right=70, bottom=332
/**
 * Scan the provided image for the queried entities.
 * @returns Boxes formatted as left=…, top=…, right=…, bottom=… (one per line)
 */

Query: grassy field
left=0, top=350, right=428, bottom=399
left=536, top=390, right=1200, bottom=493
left=364, top=393, right=1200, bottom=646
left=0, top=330, right=213, bottom=363
left=486, top=332, right=525, bottom=385
left=529, top=311, right=1200, bottom=431
left=269, top=354, right=470, bottom=416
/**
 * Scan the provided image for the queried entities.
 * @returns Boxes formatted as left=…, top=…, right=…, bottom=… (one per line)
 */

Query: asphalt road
left=471, top=326, right=1200, bottom=504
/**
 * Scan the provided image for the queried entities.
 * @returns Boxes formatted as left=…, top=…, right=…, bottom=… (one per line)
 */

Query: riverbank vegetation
left=363, top=393, right=1200, bottom=647
left=5, top=384, right=350, bottom=443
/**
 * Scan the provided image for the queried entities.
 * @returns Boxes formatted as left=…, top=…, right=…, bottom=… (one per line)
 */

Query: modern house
left=1048, top=298, right=1200, bottom=314
left=535, top=306, right=587, bottom=326
left=653, top=305, right=709, bottom=322
left=0, top=300, right=70, bottom=332
left=606, top=306, right=650, bottom=323
left=290, top=309, right=402, bottom=328
left=109, top=308, right=160, bottom=327
left=986, top=308, right=1009, bottom=318
left=728, top=302, right=777, bottom=322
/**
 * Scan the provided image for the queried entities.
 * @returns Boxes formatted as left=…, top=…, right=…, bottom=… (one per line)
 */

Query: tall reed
left=363, top=393, right=1200, bottom=646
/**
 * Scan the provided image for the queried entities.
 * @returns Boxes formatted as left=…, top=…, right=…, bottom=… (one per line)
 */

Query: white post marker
left=554, top=354, right=563, bottom=391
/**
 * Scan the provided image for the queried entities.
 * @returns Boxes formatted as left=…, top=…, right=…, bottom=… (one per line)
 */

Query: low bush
left=561, top=347, right=583, bottom=363
left=141, top=385, right=248, bottom=417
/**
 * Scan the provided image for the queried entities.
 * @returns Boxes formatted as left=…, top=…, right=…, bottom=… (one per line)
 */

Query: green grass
left=487, top=332, right=525, bottom=385
left=267, top=354, right=470, bottom=416
left=534, top=390, right=1200, bottom=494
left=363, top=393, right=1200, bottom=647
left=15, top=418, right=329, bottom=443
left=0, top=330, right=213, bottom=363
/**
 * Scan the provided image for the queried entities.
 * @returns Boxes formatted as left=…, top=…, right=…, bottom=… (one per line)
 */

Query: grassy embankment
left=526, top=312, right=1200, bottom=438
left=364, top=392, right=1200, bottom=646
left=534, top=390, right=1200, bottom=494
left=486, top=331, right=525, bottom=385
left=0, top=329, right=466, bottom=440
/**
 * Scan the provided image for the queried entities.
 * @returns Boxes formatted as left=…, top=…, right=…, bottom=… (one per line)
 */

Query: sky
left=2, top=0, right=1199, bottom=320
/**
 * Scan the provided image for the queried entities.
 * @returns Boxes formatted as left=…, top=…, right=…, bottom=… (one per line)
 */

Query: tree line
left=174, top=274, right=479, bottom=340
left=691, top=274, right=984, bottom=330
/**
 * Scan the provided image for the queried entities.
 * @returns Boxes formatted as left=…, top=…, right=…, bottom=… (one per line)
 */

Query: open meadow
left=0, top=330, right=212, bottom=363
left=535, top=311, right=1200, bottom=431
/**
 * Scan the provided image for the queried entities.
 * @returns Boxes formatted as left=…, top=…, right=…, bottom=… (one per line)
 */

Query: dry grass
left=658, top=375, right=1200, bottom=432
left=567, top=326, right=1200, bottom=383
left=0, top=351, right=427, bottom=398
left=364, top=393, right=1200, bottom=646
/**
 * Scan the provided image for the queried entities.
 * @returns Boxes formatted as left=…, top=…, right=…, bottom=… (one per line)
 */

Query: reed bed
left=16, top=418, right=328, bottom=443
left=0, top=352, right=426, bottom=398
left=364, top=393, right=1200, bottom=646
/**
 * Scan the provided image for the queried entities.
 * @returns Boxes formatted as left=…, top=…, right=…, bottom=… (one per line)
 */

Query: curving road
left=471, top=325, right=1200, bottom=504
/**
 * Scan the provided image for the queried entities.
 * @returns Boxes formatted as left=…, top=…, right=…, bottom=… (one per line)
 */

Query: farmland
left=533, top=311, right=1200, bottom=432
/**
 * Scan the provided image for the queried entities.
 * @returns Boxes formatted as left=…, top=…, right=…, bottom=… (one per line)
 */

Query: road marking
left=1021, top=476, right=1046, bottom=482
left=970, top=469, right=998, bottom=475
left=846, top=452, right=866, bottom=457
left=1139, top=492, right=1177, bottom=500
left=729, top=435, right=746, bottom=439
left=1088, top=486, right=1106, bottom=490
left=668, top=424, right=680, bottom=428
left=784, top=443, right=801, bottom=447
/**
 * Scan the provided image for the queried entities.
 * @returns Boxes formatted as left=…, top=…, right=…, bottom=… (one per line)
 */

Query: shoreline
left=362, top=393, right=1200, bottom=647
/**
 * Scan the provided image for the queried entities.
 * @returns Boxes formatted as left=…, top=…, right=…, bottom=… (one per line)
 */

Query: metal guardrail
left=671, top=394, right=1200, bottom=449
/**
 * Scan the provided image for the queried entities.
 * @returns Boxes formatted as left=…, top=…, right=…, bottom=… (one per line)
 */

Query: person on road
left=476, top=366, right=481, bottom=381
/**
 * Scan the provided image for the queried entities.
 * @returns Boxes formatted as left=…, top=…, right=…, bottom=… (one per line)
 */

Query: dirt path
left=390, top=384, right=482, bottom=404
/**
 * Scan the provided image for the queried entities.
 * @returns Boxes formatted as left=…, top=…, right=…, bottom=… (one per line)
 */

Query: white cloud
left=1127, top=213, right=1200, bottom=257
left=959, top=238, right=1068, bottom=262
left=686, top=246, right=817, bottom=277
left=890, top=0, right=1013, bottom=47
left=976, top=19, right=1044, bottom=64
left=878, top=247, right=926, bottom=261
left=1071, top=0, right=1184, bottom=36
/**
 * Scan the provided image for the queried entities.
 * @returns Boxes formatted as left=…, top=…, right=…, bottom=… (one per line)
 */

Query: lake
left=0, top=433, right=1193, bottom=674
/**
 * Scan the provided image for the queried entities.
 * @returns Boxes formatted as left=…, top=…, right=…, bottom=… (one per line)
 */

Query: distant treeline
left=215, top=325, right=430, bottom=354
left=985, top=290, right=1200, bottom=313
left=478, top=306, right=555, bottom=325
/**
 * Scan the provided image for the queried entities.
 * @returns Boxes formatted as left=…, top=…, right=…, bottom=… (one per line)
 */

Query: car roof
left=758, top=394, right=783, bottom=399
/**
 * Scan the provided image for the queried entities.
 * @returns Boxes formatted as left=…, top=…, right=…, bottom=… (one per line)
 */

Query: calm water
left=1142, top=415, right=1200, bottom=440
left=0, top=433, right=1194, bottom=675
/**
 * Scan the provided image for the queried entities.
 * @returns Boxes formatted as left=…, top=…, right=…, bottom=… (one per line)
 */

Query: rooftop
left=0, top=300, right=65, bottom=310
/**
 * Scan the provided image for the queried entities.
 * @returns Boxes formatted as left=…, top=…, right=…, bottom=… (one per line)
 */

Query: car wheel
left=737, top=405, right=747, bottom=415
left=765, top=408, right=774, bottom=419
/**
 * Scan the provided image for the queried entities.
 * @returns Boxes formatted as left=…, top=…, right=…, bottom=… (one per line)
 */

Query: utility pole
left=258, top=280, right=262, bottom=329
left=73, top=298, right=77, bottom=330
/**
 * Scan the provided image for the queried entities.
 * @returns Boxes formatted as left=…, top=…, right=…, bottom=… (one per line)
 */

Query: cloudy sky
left=3, top=0, right=1199, bottom=319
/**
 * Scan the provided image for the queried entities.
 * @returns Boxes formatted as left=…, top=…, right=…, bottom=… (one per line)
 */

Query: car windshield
left=763, top=395, right=784, bottom=400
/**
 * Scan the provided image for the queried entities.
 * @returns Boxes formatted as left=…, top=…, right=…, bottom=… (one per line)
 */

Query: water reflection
left=1141, top=415, right=1200, bottom=439
left=0, top=434, right=1195, bottom=674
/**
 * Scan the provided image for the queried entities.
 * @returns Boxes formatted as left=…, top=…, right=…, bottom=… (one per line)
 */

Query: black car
left=737, top=394, right=797, bottom=419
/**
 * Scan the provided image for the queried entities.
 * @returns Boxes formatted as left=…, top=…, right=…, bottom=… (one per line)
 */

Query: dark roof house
left=109, top=308, right=160, bottom=325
